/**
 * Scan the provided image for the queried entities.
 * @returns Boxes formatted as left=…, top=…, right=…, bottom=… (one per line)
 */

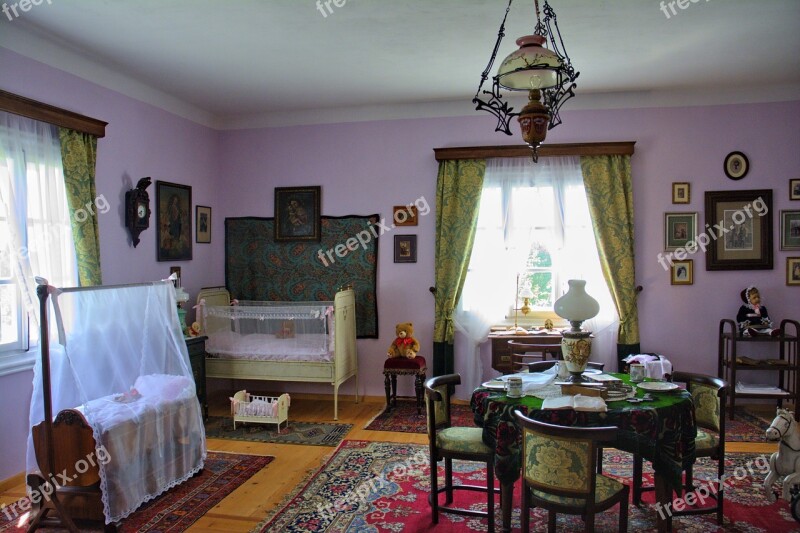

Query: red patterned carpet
left=0, top=452, right=272, bottom=532
left=365, top=399, right=474, bottom=433
left=256, top=440, right=798, bottom=532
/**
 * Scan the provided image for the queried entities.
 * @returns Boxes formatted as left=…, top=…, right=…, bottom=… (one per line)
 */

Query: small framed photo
left=788, top=258, right=800, bottom=286
left=274, top=186, right=321, bottom=242
left=670, top=259, right=693, bottom=285
left=791, top=179, right=800, bottom=201
left=724, top=151, right=749, bottom=180
left=394, top=234, right=417, bottom=263
left=781, top=210, right=800, bottom=250
left=672, top=182, right=690, bottom=204
left=393, top=205, right=418, bottom=226
left=664, top=212, right=697, bottom=251
left=156, top=180, right=192, bottom=262
left=196, top=205, right=211, bottom=243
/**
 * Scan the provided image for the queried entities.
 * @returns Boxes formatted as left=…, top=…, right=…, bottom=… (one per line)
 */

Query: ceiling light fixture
left=473, top=0, right=579, bottom=161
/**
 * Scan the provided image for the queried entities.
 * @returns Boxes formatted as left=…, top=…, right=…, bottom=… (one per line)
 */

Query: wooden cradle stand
left=200, top=287, right=359, bottom=420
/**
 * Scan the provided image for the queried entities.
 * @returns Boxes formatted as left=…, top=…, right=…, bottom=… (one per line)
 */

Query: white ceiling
left=1, top=0, right=799, bottom=129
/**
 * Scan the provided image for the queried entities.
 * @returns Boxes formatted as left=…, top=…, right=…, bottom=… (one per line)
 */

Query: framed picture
left=781, top=210, right=800, bottom=250
left=156, top=181, right=192, bottom=261
left=664, top=212, right=697, bottom=251
left=394, top=234, right=417, bottom=263
left=274, top=186, right=321, bottom=242
left=670, top=259, right=693, bottom=285
left=196, top=205, right=211, bottom=243
left=788, top=258, right=800, bottom=286
left=704, top=189, right=772, bottom=271
left=791, top=179, right=800, bottom=201
left=724, top=151, right=749, bottom=180
left=393, top=205, right=418, bottom=226
left=672, top=182, right=690, bottom=204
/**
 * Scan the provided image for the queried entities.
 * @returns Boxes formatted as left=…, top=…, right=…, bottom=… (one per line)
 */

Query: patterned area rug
left=364, top=399, right=474, bottom=433
left=0, top=452, right=272, bottom=532
left=255, top=440, right=798, bottom=532
left=205, top=415, right=352, bottom=446
left=728, top=407, right=772, bottom=442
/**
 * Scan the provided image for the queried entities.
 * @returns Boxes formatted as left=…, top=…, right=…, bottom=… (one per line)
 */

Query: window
left=0, top=112, right=78, bottom=375
left=459, top=156, right=614, bottom=327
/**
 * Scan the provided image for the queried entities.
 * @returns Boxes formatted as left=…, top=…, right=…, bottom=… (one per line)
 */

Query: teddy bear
left=275, top=320, right=295, bottom=339
left=387, top=322, right=420, bottom=359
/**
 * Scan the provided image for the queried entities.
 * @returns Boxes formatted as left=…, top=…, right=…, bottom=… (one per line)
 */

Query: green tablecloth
left=470, top=374, right=697, bottom=488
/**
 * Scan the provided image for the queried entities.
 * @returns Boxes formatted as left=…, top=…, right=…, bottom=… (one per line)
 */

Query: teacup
left=629, top=363, right=645, bottom=383
left=507, top=377, right=523, bottom=398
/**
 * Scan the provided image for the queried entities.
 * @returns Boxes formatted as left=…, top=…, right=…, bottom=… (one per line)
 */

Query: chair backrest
left=525, top=360, right=604, bottom=373
left=507, top=340, right=562, bottom=372
left=671, top=371, right=727, bottom=434
left=424, top=374, right=459, bottom=438
left=514, top=410, right=616, bottom=499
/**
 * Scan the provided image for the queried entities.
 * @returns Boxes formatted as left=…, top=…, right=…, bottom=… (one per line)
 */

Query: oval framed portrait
left=724, top=151, right=749, bottom=180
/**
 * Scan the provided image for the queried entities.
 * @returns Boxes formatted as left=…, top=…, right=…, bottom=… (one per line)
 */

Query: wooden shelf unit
left=718, top=318, right=800, bottom=420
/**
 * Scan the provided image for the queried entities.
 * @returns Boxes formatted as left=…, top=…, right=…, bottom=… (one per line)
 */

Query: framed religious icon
left=672, top=182, right=690, bottom=204
left=156, top=180, right=192, bottom=261
left=724, top=151, right=749, bottom=180
left=704, top=189, right=772, bottom=270
left=670, top=259, right=693, bottom=285
left=664, top=212, right=697, bottom=251
left=196, top=205, right=211, bottom=243
left=781, top=210, right=800, bottom=251
left=394, top=234, right=417, bottom=263
left=274, top=186, right=321, bottom=242
left=788, top=258, right=800, bottom=286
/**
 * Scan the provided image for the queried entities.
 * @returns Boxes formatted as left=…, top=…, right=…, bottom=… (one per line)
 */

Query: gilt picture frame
left=704, top=189, right=772, bottom=270
left=156, top=180, right=192, bottom=262
left=788, top=258, right=800, bottom=286
left=670, top=259, right=693, bottom=285
left=672, top=182, right=690, bottom=204
left=274, top=186, right=321, bottom=242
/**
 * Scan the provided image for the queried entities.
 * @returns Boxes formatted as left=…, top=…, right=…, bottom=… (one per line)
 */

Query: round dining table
left=470, top=373, right=697, bottom=532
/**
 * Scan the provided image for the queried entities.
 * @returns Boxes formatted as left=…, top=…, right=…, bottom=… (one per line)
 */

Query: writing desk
left=470, top=374, right=696, bottom=532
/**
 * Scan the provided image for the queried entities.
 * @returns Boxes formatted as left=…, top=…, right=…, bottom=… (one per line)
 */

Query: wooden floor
left=0, top=394, right=779, bottom=533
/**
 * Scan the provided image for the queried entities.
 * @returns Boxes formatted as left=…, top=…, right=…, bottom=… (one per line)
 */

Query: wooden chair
left=632, top=371, right=727, bottom=526
left=507, top=340, right=561, bottom=373
left=514, top=410, right=629, bottom=532
left=424, top=374, right=498, bottom=532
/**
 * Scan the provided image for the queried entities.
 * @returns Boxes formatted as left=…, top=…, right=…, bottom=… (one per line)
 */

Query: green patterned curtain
left=433, top=159, right=485, bottom=376
left=59, top=128, right=102, bottom=286
left=580, top=155, right=639, bottom=365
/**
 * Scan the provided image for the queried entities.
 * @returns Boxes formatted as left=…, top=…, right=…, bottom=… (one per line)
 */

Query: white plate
left=582, top=368, right=603, bottom=375
left=482, top=381, right=506, bottom=390
left=636, top=381, right=680, bottom=392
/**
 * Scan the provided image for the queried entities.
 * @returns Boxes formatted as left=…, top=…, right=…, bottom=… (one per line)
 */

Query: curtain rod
left=433, top=142, right=635, bottom=161
left=0, top=89, right=107, bottom=137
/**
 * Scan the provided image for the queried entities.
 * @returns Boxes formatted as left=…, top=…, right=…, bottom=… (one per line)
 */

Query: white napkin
left=645, top=358, right=672, bottom=379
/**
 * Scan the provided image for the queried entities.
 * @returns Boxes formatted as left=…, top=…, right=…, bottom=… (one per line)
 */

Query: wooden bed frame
left=199, top=287, right=359, bottom=420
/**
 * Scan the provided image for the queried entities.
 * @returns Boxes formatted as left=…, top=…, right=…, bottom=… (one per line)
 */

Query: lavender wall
left=0, top=48, right=222, bottom=480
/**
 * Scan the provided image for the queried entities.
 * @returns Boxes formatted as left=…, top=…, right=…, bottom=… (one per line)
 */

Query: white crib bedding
left=206, top=331, right=334, bottom=362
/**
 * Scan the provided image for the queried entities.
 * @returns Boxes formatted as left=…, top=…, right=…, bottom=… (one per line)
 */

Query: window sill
left=0, top=350, right=36, bottom=377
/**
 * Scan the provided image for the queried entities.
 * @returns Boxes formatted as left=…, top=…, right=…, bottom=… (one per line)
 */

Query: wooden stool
left=383, top=356, right=427, bottom=414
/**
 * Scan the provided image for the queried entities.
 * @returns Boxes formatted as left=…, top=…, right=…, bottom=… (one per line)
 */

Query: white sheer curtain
left=0, top=111, right=78, bottom=333
left=453, top=156, right=618, bottom=397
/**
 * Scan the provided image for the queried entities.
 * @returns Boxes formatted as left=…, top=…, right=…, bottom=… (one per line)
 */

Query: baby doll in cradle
left=737, top=286, right=781, bottom=337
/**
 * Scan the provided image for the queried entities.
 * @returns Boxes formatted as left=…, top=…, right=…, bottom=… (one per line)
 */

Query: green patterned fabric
left=695, top=429, right=719, bottom=453
left=580, top=155, right=638, bottom=346
left=58, top=128, right=101, bottom=286
left=437, top=427, right=491, bottom=454
left=433, top=159, right=485, bottom=375
left=691, top=382, right=721, bottom=433
left=532, top=474, right=624, bottom=506
left=225, top=216, right=378, bottom=338
left=524, top=429, right=591, bottom=493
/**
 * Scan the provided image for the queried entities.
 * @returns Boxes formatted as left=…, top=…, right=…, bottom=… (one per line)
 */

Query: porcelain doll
left=737, top=286, right=780, bottom=337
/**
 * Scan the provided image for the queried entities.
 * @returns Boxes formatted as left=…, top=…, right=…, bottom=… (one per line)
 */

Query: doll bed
left=230, top=391, right=290, bottom=430
left=199, top=287, right=358, bottom=420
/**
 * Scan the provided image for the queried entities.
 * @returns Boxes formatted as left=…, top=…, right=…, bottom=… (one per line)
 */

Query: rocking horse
left=765, top=408, right=800, bottom=521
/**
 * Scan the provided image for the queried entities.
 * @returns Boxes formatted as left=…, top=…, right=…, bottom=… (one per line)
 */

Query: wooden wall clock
left=125, top=177, right=151, bottom=247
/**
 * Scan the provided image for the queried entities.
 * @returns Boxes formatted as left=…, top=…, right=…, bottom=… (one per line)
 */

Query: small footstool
left=383, top=356, right=427, bottom=414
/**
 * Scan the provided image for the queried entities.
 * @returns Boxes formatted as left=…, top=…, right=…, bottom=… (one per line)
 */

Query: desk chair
left=425, top=374, right=498, bottom=532
left=632, top=371, right=727, bottom=527
left=507, top=340, right=562, bottom=373
left=514, top=410, right=629, bottom=532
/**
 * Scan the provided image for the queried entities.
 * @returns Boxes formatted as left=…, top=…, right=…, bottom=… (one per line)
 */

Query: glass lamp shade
left=519, top=287, right=534, bottom=299
left=496, top=35, right=562, bottom=91
left=553, top=280, right=599, bottom=332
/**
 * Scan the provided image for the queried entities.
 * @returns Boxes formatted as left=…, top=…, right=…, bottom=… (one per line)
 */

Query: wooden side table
left=489, top=332, right=562, bottom=373
left=383, top=356, right=427, bottom=414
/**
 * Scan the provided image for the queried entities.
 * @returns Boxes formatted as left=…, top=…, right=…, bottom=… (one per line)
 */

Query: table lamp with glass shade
left=553, top=280, right=600, bottom=382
